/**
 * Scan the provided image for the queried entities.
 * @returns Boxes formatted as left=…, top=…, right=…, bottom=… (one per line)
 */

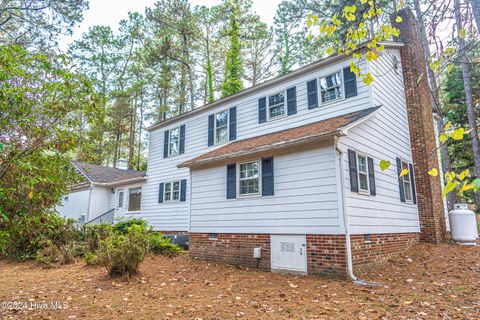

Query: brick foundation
left=189, top=232, right=419, bottom=277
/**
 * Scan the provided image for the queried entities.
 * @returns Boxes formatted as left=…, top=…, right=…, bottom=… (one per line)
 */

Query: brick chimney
left=392, top=8, right=446, bottom=243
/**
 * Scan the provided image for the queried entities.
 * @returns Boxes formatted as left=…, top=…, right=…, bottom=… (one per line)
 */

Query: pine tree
left=221, top=5, right=244, bottom=98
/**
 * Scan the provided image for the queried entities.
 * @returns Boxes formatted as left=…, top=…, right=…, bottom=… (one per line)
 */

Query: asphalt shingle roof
left=73, top=162, right=146, bottom=184
left=178, top=107, right=379, bottom=169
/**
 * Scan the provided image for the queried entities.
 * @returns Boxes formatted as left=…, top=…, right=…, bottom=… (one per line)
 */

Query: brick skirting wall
left=190, top=232, right=419, bottom=278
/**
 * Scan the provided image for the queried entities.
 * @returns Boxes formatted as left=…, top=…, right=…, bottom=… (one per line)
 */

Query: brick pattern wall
left=189, top=233, right=271, bottom=270
left=393, top=8, right=446, bottom=243
left=189, top=232, right=418, bottom=277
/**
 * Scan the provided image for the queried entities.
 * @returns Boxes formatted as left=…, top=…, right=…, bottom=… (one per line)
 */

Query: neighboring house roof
left=72, top=161, right=146, bottom=185
left=146, top=41, right=404, bottom=132
left=179, top=106, right=380, bottom=169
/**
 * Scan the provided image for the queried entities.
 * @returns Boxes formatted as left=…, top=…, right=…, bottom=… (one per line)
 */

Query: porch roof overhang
left=178, top=106, right=380, bottom=170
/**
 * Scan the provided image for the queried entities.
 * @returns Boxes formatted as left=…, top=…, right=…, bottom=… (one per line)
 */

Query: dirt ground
left=0, top=243, right=479, bottom=320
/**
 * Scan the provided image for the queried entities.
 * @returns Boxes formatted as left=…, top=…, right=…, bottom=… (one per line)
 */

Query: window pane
left=358, top=156, right=367, bottom=173
left=165, top=191, right=171, bottom=201
left=269, top=104, right=285, bottom=118
left=268, top=92, right=285, bottom=119
left=118, top=191, right=124, bottom=208
left=173, top=181, right=180, bottom=191
left=268, top=92, right=284, bottom=106
left=173, top=191, right=180, bottom=200
left=402, top=162, right=410, bottom=182
left=405, top=181, right=412, bottom=201
left=128, top=187, right=142, bottom=211
left=216, top=126, right=228, bottom=143
left=320, top=72, right=342, bottom=102
left=359, top=173, right=368, bottom=191
left=240, top=178, right=259, bottom=195
left=169, top=128, right=180, bottom=156
left=165, top=182, right=171, bottom=192
left=216, top=111, right=228, bottom=127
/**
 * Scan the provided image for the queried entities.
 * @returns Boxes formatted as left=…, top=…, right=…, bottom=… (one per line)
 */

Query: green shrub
left=98, top=224, right=149, bottom=278
left=113, top=219, right=147, bottom=234
left=83, top=251, right=100, bottom=265
left=149, top=233, right=183, bottom=257
left=83, top=223, right=113, bottom=252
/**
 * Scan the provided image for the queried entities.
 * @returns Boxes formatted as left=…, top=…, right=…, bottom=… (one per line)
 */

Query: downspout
left=334, top=135, right=379, bottom=286
left=86, top=184, right=93, bottom=222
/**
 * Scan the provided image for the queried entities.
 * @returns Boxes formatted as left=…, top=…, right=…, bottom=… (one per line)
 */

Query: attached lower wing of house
left=59, top=30, right=448, bottom=276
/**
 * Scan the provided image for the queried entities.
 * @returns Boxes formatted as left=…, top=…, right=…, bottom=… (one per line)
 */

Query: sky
left=58, top=0, right=281, bottom=51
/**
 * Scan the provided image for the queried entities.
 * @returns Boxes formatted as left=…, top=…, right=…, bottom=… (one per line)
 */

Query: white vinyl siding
left=141, top=54, right=377, bottom=232
left=339, top=49, right=419, bottom=235
left=190, top=145, right=340, bottom=234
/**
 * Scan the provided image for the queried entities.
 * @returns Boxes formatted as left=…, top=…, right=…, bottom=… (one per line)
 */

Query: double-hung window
left=357, top=154, right=369, bottom=193
left=215, top=110, right=229, bottom=144
left=169, top=127, right=180, bottom=156
left=117, top=189, right=124, bottom=208
left=320, top=72, right=342, bottom=103
left=128, top=187, right=142, bottom=212
left=239, top=161, right=260, bottom=196
left=268, top=92, right=285, bottom=120
left=402, top=161, right=413, bottom=202
left=164, top=181, right=180, bottom=202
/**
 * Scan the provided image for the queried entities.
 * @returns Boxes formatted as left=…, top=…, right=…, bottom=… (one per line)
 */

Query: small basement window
left=128, top=187, right=142, bottom=212
left=357, top=154, right=370, bottom=193
left=268, top=91, right=285, bottom=120
left=320, top=72, right=342, bottom=103
left=209, top=233, right=218, bottom=240
left=239, top=161, right=260, bottom=196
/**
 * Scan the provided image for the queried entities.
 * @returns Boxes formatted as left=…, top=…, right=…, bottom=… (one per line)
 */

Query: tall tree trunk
left=128, top=96, right=137, bottom=169
left=137, top=90, right=144, bottom=170
left=413, top=0, right=457, bottom=208
left=113, top=129, right=120, bottom=168
left=454, top=0, right=480, bottom=206
left=76, top=112, right=83, bottom=160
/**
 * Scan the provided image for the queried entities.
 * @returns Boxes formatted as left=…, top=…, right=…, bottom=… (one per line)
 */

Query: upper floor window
left=239, top=161, right=260, bottom=196
left=164, top=180, right=180, bottom=202
left=357, top=154, right=369, bottom=193
left=402, top=160, right=413, bottom=202
left=320, top=72, right=342, bottom=103
left=128, top=187, right=142, bottom=212
left=215, top=110, right=229, bottom=144
left=169, top=127, right=180, bottom=156
left=268, top=92, right=285, bottom=120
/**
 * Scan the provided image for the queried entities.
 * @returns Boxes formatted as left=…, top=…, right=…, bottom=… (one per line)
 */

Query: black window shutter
left=229, top=106, right=237, bottom=141
left=409, top=163, right=417, bottom=204
left=226, top=164, right=236, bottom=199
left=396, top=157, right=406, bottom=202
left=208, top=114, right=214, bottom=146
left=367, top=157, right=376, bottom=196
left=348, top=149, right=358, bottom=192
left=262, top=157, right=274, bottom=196
left=343, top=67, right=357, bottom=98
left=258, top=97, right=267, bottom=123
left=180, top=179, right=187, bottom=202
left=307, top=79, right=318, bottom=109
left=286, top=87, right=297, bottom=115
left=158, top=183, right=164, bottom=203
left=163, top=131, right=169, bottom=158
left=179, top=124, right=185, bottom=154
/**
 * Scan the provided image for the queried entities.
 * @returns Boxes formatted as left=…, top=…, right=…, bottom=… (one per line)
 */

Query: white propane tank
left=449, top=204, right=479, bottom=245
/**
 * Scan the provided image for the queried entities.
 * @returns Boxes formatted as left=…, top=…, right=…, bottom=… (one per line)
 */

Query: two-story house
left=67, top=9, right=447, bottom=278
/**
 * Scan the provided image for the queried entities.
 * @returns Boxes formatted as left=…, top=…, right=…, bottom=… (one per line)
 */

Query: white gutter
left=91, top=176, right=147, bottom=187
left=334, top=136, right=380, bottom=286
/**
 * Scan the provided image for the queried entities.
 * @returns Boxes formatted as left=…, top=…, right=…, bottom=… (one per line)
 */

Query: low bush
left=83, top=223, right=113, bottom=252
left=149, top=233, right=183, bottom=257
left=113, top=219, right=147, bottom=234
left=98, top=224, right=149, bottom=278
left=83, top=251, right=100, bottom=266
left=35, top=240, right=84, bottom=267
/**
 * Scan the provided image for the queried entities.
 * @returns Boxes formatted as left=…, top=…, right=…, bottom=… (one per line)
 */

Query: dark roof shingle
left=179, top=107, right=379, bottom=168
left=73, top=162, right=146, bottom=184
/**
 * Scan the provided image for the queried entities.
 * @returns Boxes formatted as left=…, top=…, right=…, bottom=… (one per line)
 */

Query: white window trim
left=214, top=109, right=229, bottom=145
left=401, top=160, right=414, bottom=204
left=356, top=153, right=370, bottom=195
left=267, top=90, right=287, bottom=121
left=237, top=159, right=262, bottom=198
left=318, top=70, right=345, bottom=106
left=126, top=186, right=142, bottom=213
left=168, top=126, right=180, bottom=157
left=117, top=189, right=124, bottom=209
left=163, top=180, right=181, bottom=203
